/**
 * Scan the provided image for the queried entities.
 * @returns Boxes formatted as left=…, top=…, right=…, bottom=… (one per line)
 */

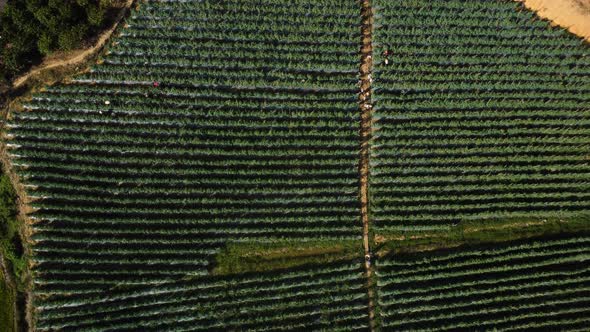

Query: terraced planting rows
left=370, top=0, right=590, bottom=232
left=35, top=260, right=368, bottom=331
left=6, top=0, right=365, bottom=327
left=376, top=235, right=590, bottom=331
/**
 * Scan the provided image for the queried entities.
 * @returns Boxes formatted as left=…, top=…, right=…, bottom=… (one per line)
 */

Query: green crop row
left=371, top=0, right=590, bottom=230
left=376, top=234, right=590, bottom=330
left=6, top=0, right=590, bottom=329
left=9, top=0, right=367, bottom=329
left=35, top=260, right=368, bottom=331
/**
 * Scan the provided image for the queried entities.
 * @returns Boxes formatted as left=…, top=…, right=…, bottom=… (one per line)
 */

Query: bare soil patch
left=517, top=0, right=590, bottom=42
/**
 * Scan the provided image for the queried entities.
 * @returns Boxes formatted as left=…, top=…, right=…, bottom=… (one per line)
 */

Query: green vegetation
left=0, top=267, right=16, bottom=332
left=9, top=0, right=366, bottom=329
left=370, top=0, right=590, bottom=232
left=376, top=213, right=590, bottom=255
left=4, top=0, right=590, bottom=330
left=376, top=234, right=590, bottom=330
left=213, top=239, right=362, bottom=275
left=34, top=261, right=369, bottom=330
left=0, top=174, right=24, bottom=289
left=0, top=0, right=113, bottom=83
left=370, top=4, right=590, bottom=324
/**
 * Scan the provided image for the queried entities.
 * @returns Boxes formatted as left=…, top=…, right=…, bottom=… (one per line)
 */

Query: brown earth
left=517, top=0, right=590, bottom=42
left=12, top=0, right=134, bottom=88
left=359, top=0, right=375, bottom=331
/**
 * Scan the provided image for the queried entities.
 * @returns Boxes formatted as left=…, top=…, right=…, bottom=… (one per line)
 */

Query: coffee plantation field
left=11, top=0, right=362, bottom=280
left=37, top=260, right=369, bottom=331
left=376, top=235, right=590, bottom=330
left=370, top=0, right=590, bottom=232
left=7, top=0, right=366, bottom=329
left=3, top=0, right=590, bottom=330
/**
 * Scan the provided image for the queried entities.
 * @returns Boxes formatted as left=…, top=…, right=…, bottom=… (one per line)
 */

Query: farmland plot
left=7, top=0, right=365, bottom=328
left=5, top=0, right=590, bottom=330
left=35, top=260, right=369, bottom=331
left=376, top=235, right=590, bottom=330
left=370, top=0, right=590, bottom=232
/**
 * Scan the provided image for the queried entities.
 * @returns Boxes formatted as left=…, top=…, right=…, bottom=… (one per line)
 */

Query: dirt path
left=516, top=0, right=590, bottom=42
left=2, top=2, right=133, bottom=329
left=12, top=0, right=134, bottom=88
left=359, top=0, right=375, bottom=330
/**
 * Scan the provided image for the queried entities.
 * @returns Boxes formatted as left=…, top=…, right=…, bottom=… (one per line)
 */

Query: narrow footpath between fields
left=359, top=0, right=376, bottom=330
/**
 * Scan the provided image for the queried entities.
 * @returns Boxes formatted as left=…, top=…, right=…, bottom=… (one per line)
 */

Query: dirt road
left=359, top=0, right=375, bottom=330
left=12, top=0, right=134, bottom=88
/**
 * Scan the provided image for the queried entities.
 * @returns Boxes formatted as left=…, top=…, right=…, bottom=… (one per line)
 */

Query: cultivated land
left=34, top=261, right=369, bottom=330
left=7, top=0, right=368, bottom=329
left=1, top=0, right=590, bottom=330
left=370, top=0, right=590, bottom=233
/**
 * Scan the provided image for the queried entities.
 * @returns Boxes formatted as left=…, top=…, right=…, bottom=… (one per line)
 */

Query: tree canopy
left=0, top=0, right=111, bottom=83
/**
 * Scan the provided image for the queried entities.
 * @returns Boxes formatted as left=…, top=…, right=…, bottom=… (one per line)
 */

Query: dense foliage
left=370, top=0, right=590, bottom=232
left=8, top=0, right=364, bottom=329
left=0, top=267, right=17, bottom=332
left=0, top=174, right=18, bottom=331
left=5, top=0, right=590, bottom=330
left=376, top=235, right=590, bottom=330
left=0, top=0, right=112, bottom=82
left=0, top=174, right=24, bottom=287
left=0, top=175, right=17, bottom=252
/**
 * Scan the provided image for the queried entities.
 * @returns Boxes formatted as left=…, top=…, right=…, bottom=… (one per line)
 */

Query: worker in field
left=382, top=48, right=392, bottom=65
left=100, top=100, right=114, bottom=116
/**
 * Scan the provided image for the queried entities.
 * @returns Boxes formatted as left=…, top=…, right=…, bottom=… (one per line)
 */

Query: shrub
left=0, top=0, right=112, bottom=82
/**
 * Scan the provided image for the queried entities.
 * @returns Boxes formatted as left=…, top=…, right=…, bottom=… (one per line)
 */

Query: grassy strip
left=212, top=239, right=363, bottom=275
left=0, top=174, right=25, bottom=290
left=213, top=214, right=590, bottom=275
left=374, top=213, right=590, bottom=256
left=0, top=265, right=16, bottom=332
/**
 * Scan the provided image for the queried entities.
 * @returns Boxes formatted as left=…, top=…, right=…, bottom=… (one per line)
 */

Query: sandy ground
left=517, top=0, right=590, bottom=42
